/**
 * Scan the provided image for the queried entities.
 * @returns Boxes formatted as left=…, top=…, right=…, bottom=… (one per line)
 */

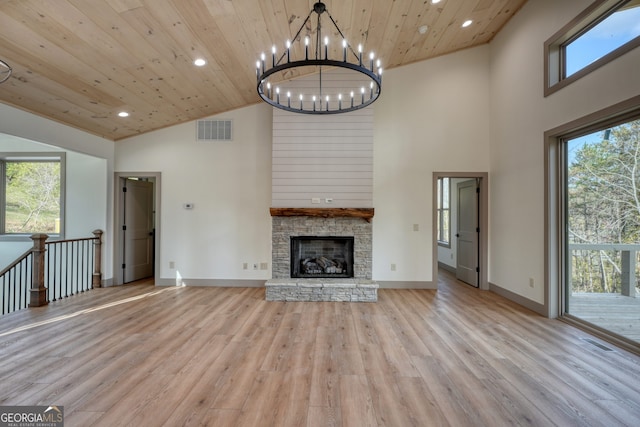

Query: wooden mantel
left=270, top=208, right=374, bottom=222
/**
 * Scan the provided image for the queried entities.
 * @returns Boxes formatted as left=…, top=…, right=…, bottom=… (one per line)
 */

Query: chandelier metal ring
left=0, top=59, right=12, bottom=84
left=255, top=2, right=382, bottom=115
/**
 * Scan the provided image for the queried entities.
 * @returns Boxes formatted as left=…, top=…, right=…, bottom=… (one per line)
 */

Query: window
left=562, top=117, right=640, bottom=345
left=546, top=96, right=640, bottom=350
left=1, top=153, right=65, bottom=239
left=545, top=0, right=640, bottom=96
left=437, top=177, right=450, bottom=246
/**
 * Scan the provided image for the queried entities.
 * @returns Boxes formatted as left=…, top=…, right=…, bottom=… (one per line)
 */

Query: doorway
left=114, top=172, right=161, bottom=285
left=433, top=172, right=488, bottom=290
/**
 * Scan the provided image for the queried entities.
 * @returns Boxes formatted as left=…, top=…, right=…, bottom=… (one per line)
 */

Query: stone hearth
left=267, top=209, right=378, bottom=302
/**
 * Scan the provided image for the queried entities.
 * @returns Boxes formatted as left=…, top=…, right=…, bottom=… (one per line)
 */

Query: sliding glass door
left=564, top=119, right=640, bottom=344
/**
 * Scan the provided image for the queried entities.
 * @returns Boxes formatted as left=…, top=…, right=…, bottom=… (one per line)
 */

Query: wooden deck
left=1, top=271, right=640, bottom=426
left=569, top=293, right=640, bottom=342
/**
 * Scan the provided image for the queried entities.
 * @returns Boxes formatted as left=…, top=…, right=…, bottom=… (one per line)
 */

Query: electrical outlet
left=312, top=197, right=321, bottom=204
left=529, top=278, right=534, bottom=288
left=169, top=261, right=175, bottom=269
left=391, top=263, right=397, bottom=271
left=253, top=263, right=259, bottom=270
left=260, top=262, right=268, bottom=270
left=243, top=262, right=248, bottom=270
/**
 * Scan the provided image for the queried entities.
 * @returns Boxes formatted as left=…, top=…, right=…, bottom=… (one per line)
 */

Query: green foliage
left=568, top=120, right=640, bottom=293
left=5, top=161, right=60, bottom=233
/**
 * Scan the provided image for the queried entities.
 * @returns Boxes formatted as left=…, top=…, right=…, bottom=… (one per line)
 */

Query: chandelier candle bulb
left=358, top=44, right=363, bottom=66
left=339, top=93, right=342, bottom=109
left=361, top=87, right=365, bottom=104
left=287, top=91, right=291, bottom=107
left=272, top=45, right=276, bottom=67
left=261, top=52, right=265, bottom=73
left=276, top=87, right=280, bottom=104
left=324, top=36, right=329, bottom=59
left=286, top=40, right=291, bottom=62
left=326, top=95, right=329, bottom=111
left=267, top=82, right=271, bottom=98
left=351, top=91, right=354, bottom=108
left=343, top=39, right=347, bottom=61
left=300, top=94, right=303, bottom=110
left=305, top=36, right=309, bottom=60
left=370, top=52, right=375, bottom=71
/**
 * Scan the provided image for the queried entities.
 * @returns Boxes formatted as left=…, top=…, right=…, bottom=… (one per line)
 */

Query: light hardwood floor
left=1, top=271, right=640, bottom=426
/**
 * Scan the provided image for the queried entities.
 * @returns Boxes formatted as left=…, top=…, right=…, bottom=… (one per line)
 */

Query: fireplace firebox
left=290, top=236, right=354, bottom=278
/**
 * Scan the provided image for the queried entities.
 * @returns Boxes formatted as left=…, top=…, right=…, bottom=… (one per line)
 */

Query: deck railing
left=0, top=230, right=102, bottom=315
left=568, top=243, right=640, bottom=297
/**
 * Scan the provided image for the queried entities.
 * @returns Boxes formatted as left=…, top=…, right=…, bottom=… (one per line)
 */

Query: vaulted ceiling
left=0, top=0, right=527, bottom=141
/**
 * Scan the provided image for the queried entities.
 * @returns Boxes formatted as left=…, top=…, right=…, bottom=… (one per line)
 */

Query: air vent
left=196, top=119, right=232, bottom=141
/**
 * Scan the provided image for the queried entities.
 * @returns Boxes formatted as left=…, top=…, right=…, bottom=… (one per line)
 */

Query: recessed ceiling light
left=194, top=58, right=206, bottom=67
left=418, top=25, right=429, bottom=35
left=118, top=111, right=129, bottom=117
left=462, top=20, right=473, bottom=28
left=431, top=0, right=442, bottom=4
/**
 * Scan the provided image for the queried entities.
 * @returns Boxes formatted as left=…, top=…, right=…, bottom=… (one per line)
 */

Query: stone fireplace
left=266, top=208, right=378, bottom=302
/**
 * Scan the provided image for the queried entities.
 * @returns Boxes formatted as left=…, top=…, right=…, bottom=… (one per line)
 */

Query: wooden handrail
left=0, top=247, right=33, bottom=277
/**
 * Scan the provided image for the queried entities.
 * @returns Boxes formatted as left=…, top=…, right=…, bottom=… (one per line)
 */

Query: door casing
left=433, top=172, right=488, bottom=290
left=114, top=172, right=161, bottom=286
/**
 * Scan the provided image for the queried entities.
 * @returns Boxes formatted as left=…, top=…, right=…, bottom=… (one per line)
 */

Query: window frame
left=545, top=95, right=640, bottom=351
left=544, top=0, right=640, bottom=96
left=437, top=177, right=451, bottom=248
left=0, top=152, right=66, bottom=241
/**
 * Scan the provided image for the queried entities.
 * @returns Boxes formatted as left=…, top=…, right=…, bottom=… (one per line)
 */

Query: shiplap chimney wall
left=271, top=108, right=374, bottom=208
left=270, top=67, right=375, bottom=208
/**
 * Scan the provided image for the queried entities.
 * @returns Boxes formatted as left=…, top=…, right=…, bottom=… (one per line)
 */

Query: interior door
left=123, top=179, right=154, bottom=283
left=456, top=179, right=479, bottom=287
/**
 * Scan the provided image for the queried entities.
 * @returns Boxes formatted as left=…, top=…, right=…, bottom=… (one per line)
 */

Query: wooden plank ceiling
left=0, top=0, right=527, bottom=141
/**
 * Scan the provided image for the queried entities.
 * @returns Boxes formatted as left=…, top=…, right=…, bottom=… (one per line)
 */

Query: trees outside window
left=566, top=119, right=640, bottom=294
left=1, top=154, right=64, bottom=236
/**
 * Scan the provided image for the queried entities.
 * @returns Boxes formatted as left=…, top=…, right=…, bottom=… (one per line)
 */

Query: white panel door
left=123, top=179, right=154, bottom=283
left=456, top=179, right=479, bottom=287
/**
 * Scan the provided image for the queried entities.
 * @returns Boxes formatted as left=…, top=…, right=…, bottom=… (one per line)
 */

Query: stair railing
left=0, top=230, right=102, bottom=315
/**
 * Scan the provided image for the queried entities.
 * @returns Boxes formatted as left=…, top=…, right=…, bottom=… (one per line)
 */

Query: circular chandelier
left=0, top=59, right=12, bottom=84
left=255, top=2, right=382, bottom=115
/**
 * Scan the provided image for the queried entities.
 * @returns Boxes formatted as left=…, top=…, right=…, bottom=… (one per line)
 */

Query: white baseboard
left=375, top=280, right=436, bottom=289
left=155, top=278, right=266, bottom=287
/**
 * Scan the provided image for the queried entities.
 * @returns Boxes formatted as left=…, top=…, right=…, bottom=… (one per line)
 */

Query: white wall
left=115, top=47, right=492, bottom=287
left=115, top=103, right=273, bottom=283
left=488, top=0, right=640, bottom=304
left=373, top=45, right=491, bottom=285
left=0, top=122, right=111, bottom=275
